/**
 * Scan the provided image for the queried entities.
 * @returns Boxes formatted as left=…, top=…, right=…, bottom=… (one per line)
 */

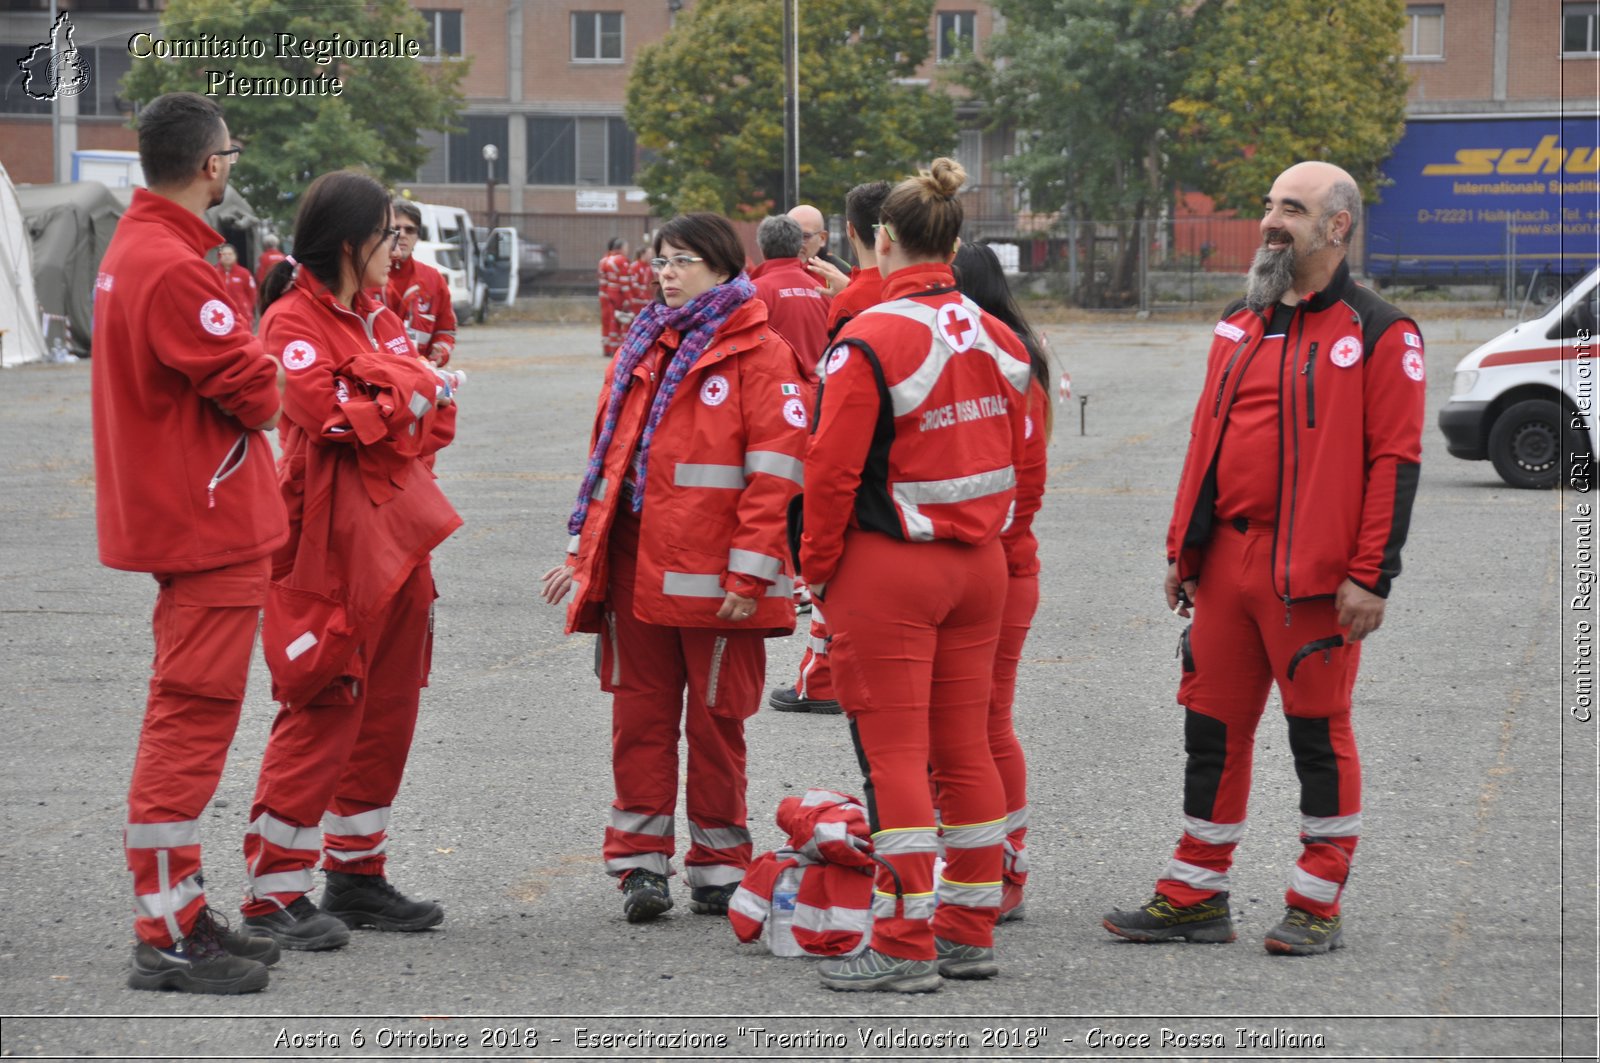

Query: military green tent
left=15, top=181, right=122, bottom=359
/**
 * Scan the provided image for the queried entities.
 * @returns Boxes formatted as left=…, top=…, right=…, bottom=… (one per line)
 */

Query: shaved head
left=787, top=204, right=827, bottom=258
left=1249, top=161, right=1363, bottom=310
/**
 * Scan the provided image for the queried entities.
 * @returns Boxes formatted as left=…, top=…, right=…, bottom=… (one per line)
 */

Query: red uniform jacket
left=383, top=255, right=458, bottom=367
left=1002, top=378, right=1050, bottom=577
left=750, top=256, right=832, bottom=379
left=91, top=188, right=286, bottom=573
left=256, top=248, right=287, bottom=287
left=263, top=273, right=460, bottom=628
left=565, top=299, right=810, bottom=635
left=216, top=263, right=257, bottom=326
left=598, top=252, right=630, bottom=300
left=801, top=264, right=1032, bottom=589
left=1167, top=260, right=1424, bottom=601
left=825, top=266, right=884, bottom=341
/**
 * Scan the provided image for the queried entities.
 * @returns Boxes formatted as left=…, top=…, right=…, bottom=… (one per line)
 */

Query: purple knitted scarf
left=568, top=273, right=755, bottom=535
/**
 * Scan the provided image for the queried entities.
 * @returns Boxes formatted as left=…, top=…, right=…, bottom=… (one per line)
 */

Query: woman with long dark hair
left=952, top=241, right=1053, bottom=923
left=542, top=213, right=810, bottom=923
left=802, top=159, right=1032, bottom=992
left=240, top=170, right=460, bottom=951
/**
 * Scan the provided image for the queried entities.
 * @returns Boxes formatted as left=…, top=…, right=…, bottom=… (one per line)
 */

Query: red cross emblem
left=938, top=304, right=978, bottom=352
left=210, top=308, right=228, bottom=328
left=700, top=373, right=730, bottom=407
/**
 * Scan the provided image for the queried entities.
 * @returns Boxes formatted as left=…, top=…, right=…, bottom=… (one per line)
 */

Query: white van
left=1438, top=268, right=1599, bottom=488
left=409, top=201, right=518, bottom=322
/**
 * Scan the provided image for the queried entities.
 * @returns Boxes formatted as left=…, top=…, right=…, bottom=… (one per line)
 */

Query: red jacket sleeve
left=801, top=343, right=880, bottom=589
left=1002, top=378, right=1050, bottom=575
left=151, top=259, right=279, bottom=429
left=724, top=336, right=811, bottom=598
left=1350, top=321, right=1426, bottom=597
left=426, top=267, right=457, bottom=366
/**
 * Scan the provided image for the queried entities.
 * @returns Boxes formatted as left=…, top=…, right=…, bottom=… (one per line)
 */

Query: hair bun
left=926, top=157, right=967, bottom=199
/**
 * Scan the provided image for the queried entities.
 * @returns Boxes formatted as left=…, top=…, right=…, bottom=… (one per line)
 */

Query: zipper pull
left=207, top=477, right=219, bottom=509
left=1283, top=596, right=1292, bottom=627
left=1323, top=647, right=1333, bottom=665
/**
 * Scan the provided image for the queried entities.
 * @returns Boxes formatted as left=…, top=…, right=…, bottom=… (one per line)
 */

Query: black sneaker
left=1264, top=907, right=1344, bottom=955
left=689, top=883, right=737, bottom=916
left=128, top=918, right=269, bottom=995
left=243, top=895, right=351, bottom=951
left=767, top=686, right=842, bottom=715
left=620, top=869, right=673, bottom=923
left=320, top=872, right=445, bottom=932
left=194, top=906, right=280, bottom=967
left=1102, top=892, right=1237, bottom=943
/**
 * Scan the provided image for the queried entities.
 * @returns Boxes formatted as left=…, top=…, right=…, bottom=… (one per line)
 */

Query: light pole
left=482, top=142, right=499, bottom=229
left=781, top=0, right=798, bottom=212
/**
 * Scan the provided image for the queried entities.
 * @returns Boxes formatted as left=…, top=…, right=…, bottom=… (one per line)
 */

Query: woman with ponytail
left=802, top=159, right=1033, bottom=992
left=241, top=170, right=460, bottom=951
left=952, top=241, right=1054, bottom=925
left=542, top=212, right=810, bottom=923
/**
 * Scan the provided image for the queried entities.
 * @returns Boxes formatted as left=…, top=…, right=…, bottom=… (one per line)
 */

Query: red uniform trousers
left=126, top=556, right=270, bottom=947
left=826, top=529, right=1007, bottom=960
left=989, top=572, right=1039, bottom=890
left=792, top=600, right=836, bottom=701
left=241, top=562, right=435, bottom=915
left=1160, top=520, right=1361, bottom=918
left=600, top=292, right=625, bottom=357
left=600, top=508, right=761, bottom=890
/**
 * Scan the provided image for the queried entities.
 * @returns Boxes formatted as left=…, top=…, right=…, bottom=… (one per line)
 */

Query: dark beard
left=1245, top=244, right=1295, bottom=313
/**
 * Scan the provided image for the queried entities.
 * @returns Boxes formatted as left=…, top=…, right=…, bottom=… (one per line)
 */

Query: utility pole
left=781, top=0, right=798, bottom=212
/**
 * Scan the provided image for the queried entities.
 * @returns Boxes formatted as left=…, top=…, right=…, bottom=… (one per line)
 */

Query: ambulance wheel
left=1488, top=398, right=1566, bottom=489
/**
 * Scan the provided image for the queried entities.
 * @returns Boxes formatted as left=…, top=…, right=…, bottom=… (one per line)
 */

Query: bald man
left=1103, top=161, right=1425, bottom=956
left=787, top=203, right=850, bottom=274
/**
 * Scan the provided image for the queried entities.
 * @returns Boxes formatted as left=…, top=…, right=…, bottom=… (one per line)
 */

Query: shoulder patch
left=200, top=299, right=235, bottom=336
left=1214, top=320, right=1246, bottom=342
left=783, top=397, right=808, bottom=428
left=1403, top=331, right=1422, bottom=348
left=825, top=346, right=851, bottom=375
left=700, top=373, right=730, bottom=407
left=1329, top=335, right=1363, bottom=368
left=1402, top=349, right=1425, bottom=382
left=282, top=340, right=317, bottom=371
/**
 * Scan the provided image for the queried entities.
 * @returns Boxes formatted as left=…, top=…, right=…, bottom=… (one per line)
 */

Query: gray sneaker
left=1264, top=907, right=1344, bottom=955
left=819, top=948, right=941, bottom=993
left=935, top=936, right=998, bottom=979
left=1102, top=892, right=1237, bottom=943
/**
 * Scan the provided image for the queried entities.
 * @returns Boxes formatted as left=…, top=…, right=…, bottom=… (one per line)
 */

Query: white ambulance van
left=1438, top=268, right=1599, bottom=489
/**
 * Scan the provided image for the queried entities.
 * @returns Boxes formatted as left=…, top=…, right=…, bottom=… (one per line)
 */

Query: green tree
left=965, top=0, right=1195, bottom=304
left=122, top=0, right=466, bottom=227
left=1172, top=0, right=1409, bottom=211
left=625, top=0, right=956, bottom=218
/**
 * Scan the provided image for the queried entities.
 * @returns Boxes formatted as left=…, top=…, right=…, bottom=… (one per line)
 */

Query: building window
left=936, top=11, right=976, bottom=62
left=441, top=115, right=508, bottom=183
left=418, top=9, right=463, bottom=58
left=1564, top=3, right=1600, bottom=55
left=572, top=11, right=623, bottom=62
left=527, top=115, right=636, bottom=186
left=1401, top=5, right=1444, bottom=59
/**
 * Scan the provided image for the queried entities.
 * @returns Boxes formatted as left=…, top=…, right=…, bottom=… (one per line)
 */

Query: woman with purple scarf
left=542, top=213, right=812, bottom=923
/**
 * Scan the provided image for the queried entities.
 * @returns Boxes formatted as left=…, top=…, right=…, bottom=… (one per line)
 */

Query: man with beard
left=1102, top=161, right=1425, bottom=956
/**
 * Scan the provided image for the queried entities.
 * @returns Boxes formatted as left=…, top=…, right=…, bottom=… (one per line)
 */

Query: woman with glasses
left=384, top=198, right=458, bottom=368
left=242, top=170, right=461, bottom=952
left=542, top=213, right=810, bottom=923
left=802, top=159, right=1032, bottom=992
left=951, top=241, right=1054, bottom=926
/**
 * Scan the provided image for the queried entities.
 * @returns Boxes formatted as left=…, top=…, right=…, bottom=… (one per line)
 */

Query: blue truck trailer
left=1366, top=114, right=1600, bottom=301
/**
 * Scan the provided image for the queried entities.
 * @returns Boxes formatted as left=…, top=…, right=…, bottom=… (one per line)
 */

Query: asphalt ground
left=0, top=311, right=1595, bottom=1062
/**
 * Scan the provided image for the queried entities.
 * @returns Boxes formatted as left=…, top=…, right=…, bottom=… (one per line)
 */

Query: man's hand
left=1165, top=562, right=1198, bottom=618
left=716, top=590, right=758, bottom=622
left=806, top=257, right=850, bottom=296
left=540, top=562, right=575, bottom=605
left=1336, top=579, right=1385, bottom=641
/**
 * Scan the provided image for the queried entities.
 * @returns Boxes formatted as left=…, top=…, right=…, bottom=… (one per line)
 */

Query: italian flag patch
left=781, top=383, right=800, bottom=396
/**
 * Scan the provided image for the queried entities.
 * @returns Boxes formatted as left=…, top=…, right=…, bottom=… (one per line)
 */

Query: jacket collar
left=293, top=266, right=381, bottom=319
left=749, top=256, right=809, bottom=280
left=1301, top=258, right=1354, bottom=314
left=124, top=187, right=225, bottom=256
left=880, top=262, right=957, bottom=301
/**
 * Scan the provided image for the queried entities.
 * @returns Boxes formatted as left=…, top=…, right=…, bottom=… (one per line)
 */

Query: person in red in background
left=803, top=158, right=1031, bottom=993
left=951, top=241, right=1052, bottom=926
left=242, top=171, right=460, bottom=953
left=626, top=242, right=655, bottom=320
left=767, top=179, right=893, bottom=717
left=93, top=91, right=285, bottom=995
left=384, top=199, right=457, bottom=367
left=749, top=215, right=831, bottom=380
left=597, top=237, right=631, bottom=357
left=542, top=213, right=809, bottom=925
left=1102, top=161, right=1425, bottom=956
left=255, top=234, right=286, bottom=287
left=214, top=244, right=256, bottom=329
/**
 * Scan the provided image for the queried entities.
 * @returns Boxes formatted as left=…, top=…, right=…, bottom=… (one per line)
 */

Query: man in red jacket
left=597, top=237, right=630, bottom=357
left=215, top=244, right=256, bottom=328
left=384, top=199, right=457, bottom=367
left=750, top=215, right=831, bottom=380
left=255, top=234, right=286, bottom=287
left=92, top=92, right=287, bottom=995
left=1103, top=161, right=1425, bottom=956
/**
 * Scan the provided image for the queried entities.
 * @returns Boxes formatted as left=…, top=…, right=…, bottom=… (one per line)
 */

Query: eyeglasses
left=395, top=224, right=419, bottom=235
left=378, top=227, right=400, bottom=243
left=874, top=223, right=897, bottom=243
left=801, top=229, right=824, bottom=239
left=210, top=146, right=241, bottom=162
left=650, top=254, right=705, bottom=272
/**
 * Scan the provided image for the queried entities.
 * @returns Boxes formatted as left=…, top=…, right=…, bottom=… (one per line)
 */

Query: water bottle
left=431, top=366, right=466, bottom=399
left=764, top=866, right=804, bottom=957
